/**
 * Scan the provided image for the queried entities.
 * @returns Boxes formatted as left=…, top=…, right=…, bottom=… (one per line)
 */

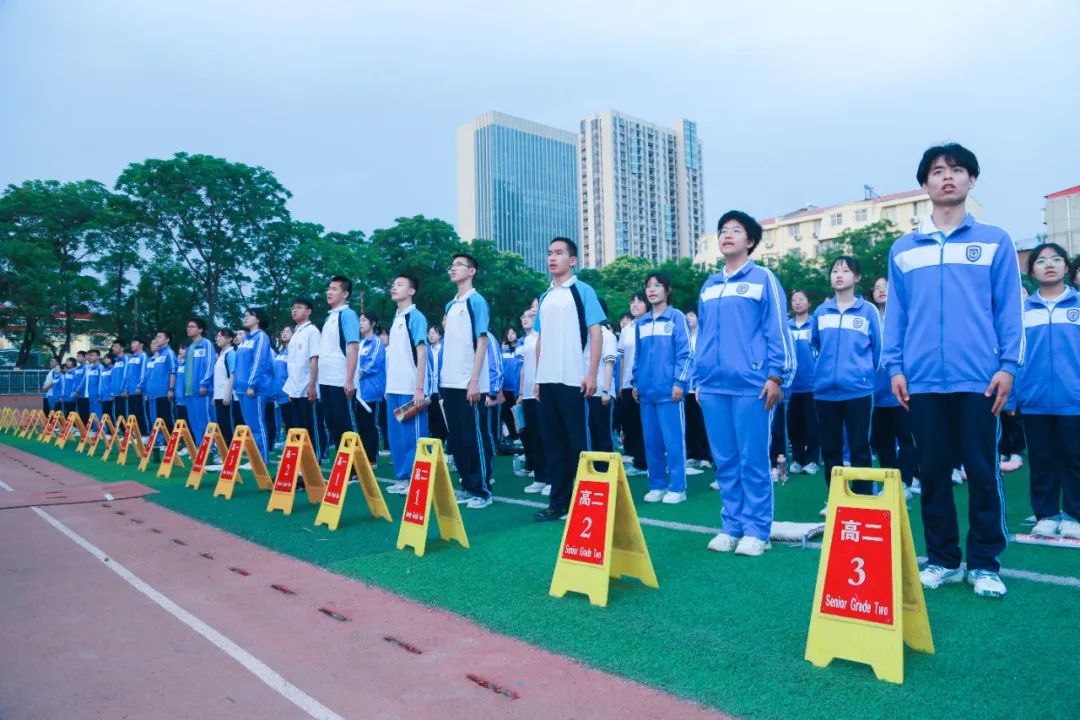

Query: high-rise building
left=1044, top=184, right=1080, bottom=258
left=457, top=111, right=579, bottom=273
left=579, top=111, right=706, bottom=269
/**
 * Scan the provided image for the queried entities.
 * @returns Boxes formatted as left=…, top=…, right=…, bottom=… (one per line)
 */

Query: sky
left=2, top=0, right=1078, bottom=244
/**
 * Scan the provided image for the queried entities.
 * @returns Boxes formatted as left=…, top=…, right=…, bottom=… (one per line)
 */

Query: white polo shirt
left=619, top=324, right=637, bottom=391
left=386, top=304, right=429, bottom=396
left=319, top=305, right=360, bottom=387
left=284, top=321, right=320, bottom=398
left=440, top=289, right=490, bottom=393
left=518, top=331, right=539, bottom=395
left=535, top=276, right=605, bottom=388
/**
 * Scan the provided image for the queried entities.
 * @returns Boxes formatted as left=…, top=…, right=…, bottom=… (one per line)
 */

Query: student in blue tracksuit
left=698, top=211, right=795, bottom=557
left=868, top=277, right=918, bottom=497
left=109, top=341, right=128, bottom=420
left=42, top=358, right=61, bottom=413
left=786, top=290, right=819, bottom=476
left=174, top=347, right=188, bottom=424
left=353, top=312, right=386, bottom=464
left=66, top=357, right=85, bottom=418
left=99, top=356, right=114, bottom=421
left=383, top=275, right=431, bottom=495
left=234, top=308, right=275, bottom=461
left=57, top=358, right=77, bottom=417
left=533, top=238, right=606, bottom=521
left=272, top=327, right=292, bottom=447
left=146, top=333, right=178, bottom=443
left=884, top=143, right=1024, bottom=599
left=76, top=349, right=103, bottom=423
left=1017, top=244, right=1080, bottom=540
left=499, top=328, right=522, bottom=447
left=482, top=330, right=503, bottom=485
left=182, top=318, right=215, bottom=444
left=125, top=338, right=149, bottom=436
left=811, top=256, right=882, bottom=503
left=633, top=272, right=693, bottom=505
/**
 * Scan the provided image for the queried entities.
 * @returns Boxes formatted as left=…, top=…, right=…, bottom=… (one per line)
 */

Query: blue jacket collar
left=913, top=212, right=976, bottom=241
left=820, top=295, right=867, bottom=313
left=641, top=306, right=677, bottom=323
left=1028, top=287, right=1077, bottom=308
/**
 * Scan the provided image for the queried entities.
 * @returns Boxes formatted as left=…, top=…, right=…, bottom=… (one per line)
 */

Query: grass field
left=3, top=431, right=1077, bottom=720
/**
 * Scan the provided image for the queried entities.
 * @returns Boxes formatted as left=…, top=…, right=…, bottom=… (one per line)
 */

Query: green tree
left=129, top=260, right=204, bottom=343
left=115, top=153, right=291, bottom=324
left=470, top=240, right=548, bottom=335
left=286, top=229, right=368, bottom=326
left=249, top=220, right=325, bottom=331
left=0, top=180, right=107, bottom=365
left=90, top=194, right=149, bottom=337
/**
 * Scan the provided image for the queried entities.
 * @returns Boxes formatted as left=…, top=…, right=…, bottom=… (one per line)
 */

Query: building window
left=830, top=212, right=843, bottom=227
left=855, top=208, right=869, bottom=222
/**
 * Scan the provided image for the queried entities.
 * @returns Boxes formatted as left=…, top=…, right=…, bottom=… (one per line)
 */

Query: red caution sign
left=322, top=451, right=350, bottom=507
left=560, top=480, right=609, bottom=566
left=274, top=445, right=299, bottom=494
left=819, top=507, right=894, bottom=626
left=402, top=461, right=431, bottom=526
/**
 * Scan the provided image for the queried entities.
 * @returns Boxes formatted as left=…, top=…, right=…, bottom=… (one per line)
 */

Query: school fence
left=0, top=370, right=49, bottom=397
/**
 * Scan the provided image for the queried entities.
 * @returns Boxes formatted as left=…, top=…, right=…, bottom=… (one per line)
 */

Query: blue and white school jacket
left=1017, top=288, right=1080, bottom=416
left=485, top=332, right=503, bottom=399
left=696, top=261, right=795, bottom=396
left=271, top=349, right=290, bottom=404
left=631, top=307, right=693, bottom=404
left=811, top=297, right=882, bottom=401
left=234, top=329, right=274, bottom=397
left=788, top=317, right=816, bottom=394
left=501, top=345, right=521, bottom=394
left=99, top=366, right=113, bottom=401
left=182, top=338, right=215, bottom=397
left=355, top=335, right=386, bottom=403
left=883, top=214, right=1025, bottom=394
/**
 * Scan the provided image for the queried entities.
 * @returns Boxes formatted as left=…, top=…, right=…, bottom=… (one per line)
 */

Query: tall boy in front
left=384, top=274, right=432, bottom=496
left=884, top=143, right=1024, bottom=598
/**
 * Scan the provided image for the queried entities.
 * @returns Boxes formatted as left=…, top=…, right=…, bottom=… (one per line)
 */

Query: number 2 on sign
left=580, top=516, right=593, bottom=539
left=849, top=557, right=866, bottom=586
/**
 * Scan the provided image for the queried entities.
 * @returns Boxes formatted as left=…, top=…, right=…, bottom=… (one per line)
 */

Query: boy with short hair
left=125, top=337, right=149, bottom=436
left=183, top=318, right=215, bottom=443
left=284, top=297, right=324, bottom=459
left=384, top=275, right=432, bottom=496
left=319, top=276, right=361, bottom=453
left=885, top=143, right=1024, bottom=598
left=146, top=332, right=178, bottom=442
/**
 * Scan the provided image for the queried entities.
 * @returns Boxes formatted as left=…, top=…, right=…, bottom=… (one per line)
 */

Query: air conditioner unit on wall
left=911, top=215, right=920, bottom=225
left=793, top=234, right=801, bottom=241
left=812, top=232, right=819, bottom=239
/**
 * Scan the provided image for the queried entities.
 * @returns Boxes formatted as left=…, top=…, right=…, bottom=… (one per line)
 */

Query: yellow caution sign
left=115, top=415, right=144, bottom=465
left=19, top=410, right=46, bottom=439
left=394, top=438, right=468, bottom=556
left=55, top=412, right=86, bottom=450
left=186, top=423, right=230, bottom=490
left=549, top=452, right=658, bottom=607
left=314, top=432, right=392, bottom=531
left=212, top=425, right=272, bottom=499
left=155, top=419, right=197, bottom=479
left=137, top=418, right=171, bottom=472
left=0, top=407, right=13, bottom=433
left=267, top=429, right=328, bottom=515
left=89, top=414, right=115, bottom=458
left=39, top=411, right=62, bottom=443
left=101, top=415, right=126, bottom=462
left=75, top=413, right=100, bottom=453
left=805, top=467, right=933, bottom=684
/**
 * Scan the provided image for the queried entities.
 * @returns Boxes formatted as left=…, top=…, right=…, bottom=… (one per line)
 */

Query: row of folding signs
left=1, top=404, right=932, bottom=684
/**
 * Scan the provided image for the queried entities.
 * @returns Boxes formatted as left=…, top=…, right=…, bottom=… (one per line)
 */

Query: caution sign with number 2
left=561, top=480, right=609, bottom=565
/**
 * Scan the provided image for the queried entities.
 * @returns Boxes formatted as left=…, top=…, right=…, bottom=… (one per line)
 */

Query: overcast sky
left=2, top=1, right=1077, bottom=243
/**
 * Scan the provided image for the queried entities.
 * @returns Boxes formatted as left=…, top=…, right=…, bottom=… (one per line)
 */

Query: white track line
left=0, top=477, right=344, bottom=720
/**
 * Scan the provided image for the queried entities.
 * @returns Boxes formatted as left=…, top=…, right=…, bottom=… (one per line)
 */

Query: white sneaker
left=204, top=464, right=223, bottom=472
left=734, top=536, right=771, bottom=556
left=238, top=462, right=252, bottom=470
left=466, top=496, right=492, bottom=509
left=951, top=468, right=963, bottom=484
left=1059, top=517, right=1080, bottom=539
left=624, top=465, right=646, bottom=477
left=910, top=478, right=922, bottom=495
left=1032, top=517, right=1060, bottom=536
left=803, top=462, right=819, bottom=475
left=919, top=564, right=964, bottom=589
left=843, top=460, right=851, bottom=467
left=1009, top=453, right=1024, bottom=468
left=903, top=484, right=913, bottom=501
left=707, top=532, right=739, bottom=553
left=386, top=480, right=409, bottom=495
left=513, top=469, right=531, bottom=477
left=789, top=462, right=804, bottom=474
left=770, top=468, right=780, bottom=483
left=644, top=489, right=665, bottom=503
left=541, top=484, right=551, bottom=496
left=378, top=449, right=390, bottom=457
left=709, top=480, right=719, bottom=490
left=527, top=471, right=535, bottom=478
left=819, top=503, right=828, bottom=518
left=454, top=490, right=471, bottom=504
left=699, top=459, right=713, bottom=469
left=661, top=491, right=686, bottom=504
left=967, top=569, right=1007, bottom=598
left=523, top=481, right=546, bottom=493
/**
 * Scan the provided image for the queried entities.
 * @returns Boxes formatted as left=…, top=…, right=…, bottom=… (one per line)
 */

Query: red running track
left=0, top=444, right=728, bottom=720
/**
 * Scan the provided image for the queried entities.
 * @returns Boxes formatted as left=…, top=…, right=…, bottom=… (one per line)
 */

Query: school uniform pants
left=353, top=397, right=381, bottom=464
left=999, top=411, right=1026, bottom=457
left=619, top=388, right=647, bottom=470
left=175, top=404, right=188, bottom=423
left=263, top=399, right=278, bottom=454
left=185, top=394, right=212, bottom=447
left=319, top=384, right=357, bottom=456
left=699, top=393, right=773, bottom=542
left=499, top=391, right=520, bottom=441
left=683, top=391, right=711, bottom=462
left=278, top=400, right=293, bottom=439
left=76, top=397, right=91, bottom=425
left=815, top=396, right=874, bottom=494
left=386, top=393, right=429, bottom=481
left=238, top=393, right=270, bottom=462
left=147, top=396, right=170, bottom=446
left=909, top=392, right=1006, bottom=573
left=519, top=398, right=547, bottom=479
left=214, top=399, right=236, bottom=443
left=42, top=397, right=51, bottom=414
left=128, top=392, right=149, bottom=434
left=537, top=383, right=589, bottom=513
left=870, top=404, right=917, bottom=486
left=289, top=397, right=325, bottom=461
left=440, top=387, right=492, bottom=499
left=1023, top=414, right=1080, bottom=521
left=428, top=392, right=448, bottom=442
left=640, top=400, right=687, bottom=493
left=769, top=401, right=787, bottom=466
left=786, top=392, right=820, bottom=467
left=62, top=400, right=76, bottom=417
left=101, top=399, right=115, bottom=423
left=586, top=395, right=614, bottom=453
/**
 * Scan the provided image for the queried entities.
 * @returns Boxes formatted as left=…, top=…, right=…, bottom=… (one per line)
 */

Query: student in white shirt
left=384, top=274, right=431, bottom=495
left=532, top=237, right=606, bottom=522
left=426, top=325, right=449, bottom=443
left=284, top=297, right=323, bottom=459
left=439, top=253, right=494, bottom=509
left=319, top=276, right=361, bottom=454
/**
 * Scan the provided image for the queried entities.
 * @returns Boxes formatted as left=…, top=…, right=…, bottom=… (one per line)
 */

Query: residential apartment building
left=1044, top=184, right=1080, bottom=258
left=456, top=111, right=579, bottom=273
left=579, top=111, right=705, bottom=268
left=694, top=188, right=983, bottom=267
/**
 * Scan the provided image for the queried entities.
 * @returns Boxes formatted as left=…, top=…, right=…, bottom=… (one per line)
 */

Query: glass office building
left=457, top=112, right=579, bottom=273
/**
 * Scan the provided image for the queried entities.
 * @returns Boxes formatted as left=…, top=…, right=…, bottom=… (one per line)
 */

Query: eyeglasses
left=1034, top=256, right=1065, bottom=268
left=447, top=262, right=472, bottom=272
left=644, top=282, right=665, bottom=290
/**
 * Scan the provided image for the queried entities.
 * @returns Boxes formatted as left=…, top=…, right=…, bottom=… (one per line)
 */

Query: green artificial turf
left=3, top=433, right=1077, bottom=720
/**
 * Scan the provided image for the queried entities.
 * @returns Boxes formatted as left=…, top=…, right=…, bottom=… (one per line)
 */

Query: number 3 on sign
left=850, top=557, right=866, bottom=586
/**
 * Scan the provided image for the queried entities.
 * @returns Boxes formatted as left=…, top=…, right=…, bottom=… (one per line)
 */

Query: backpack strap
left=569, top=284, right=588, bottom=350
